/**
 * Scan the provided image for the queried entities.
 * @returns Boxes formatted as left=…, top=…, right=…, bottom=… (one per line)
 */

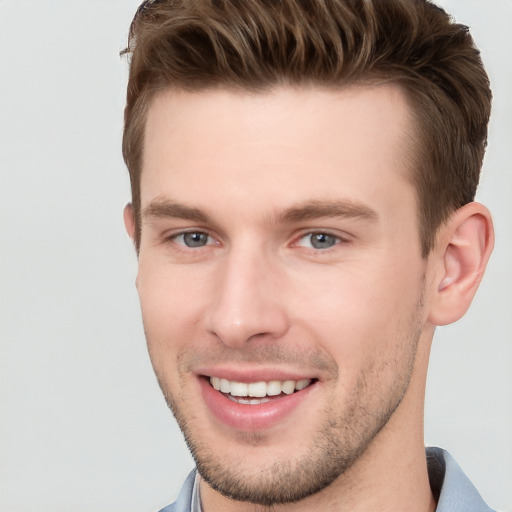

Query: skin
left=124, top=85, right=493, bottom=512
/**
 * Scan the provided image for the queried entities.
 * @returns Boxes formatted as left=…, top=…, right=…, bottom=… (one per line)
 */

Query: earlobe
left=123, top=202, right=136, bottom=240
left=428, top=202, right=494, bottom=326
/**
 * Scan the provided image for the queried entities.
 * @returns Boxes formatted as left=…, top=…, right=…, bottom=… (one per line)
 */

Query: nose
left=206, top=247, right=289, bottom=349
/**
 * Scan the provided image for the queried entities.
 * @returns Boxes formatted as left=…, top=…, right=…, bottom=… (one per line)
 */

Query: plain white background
left=0, top=1, right=510, bottom=511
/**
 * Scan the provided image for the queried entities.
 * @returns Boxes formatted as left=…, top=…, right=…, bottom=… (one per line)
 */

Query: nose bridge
left=207, top=241, right=288, bottom=348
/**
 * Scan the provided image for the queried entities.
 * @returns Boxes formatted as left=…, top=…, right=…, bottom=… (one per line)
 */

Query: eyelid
left=165, top=228, right=219, bottom=248
left=292, top=229, right=351, bottom=249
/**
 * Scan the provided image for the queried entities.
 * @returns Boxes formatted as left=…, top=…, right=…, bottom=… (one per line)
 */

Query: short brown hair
left=122, top=0, right=491, bottom=256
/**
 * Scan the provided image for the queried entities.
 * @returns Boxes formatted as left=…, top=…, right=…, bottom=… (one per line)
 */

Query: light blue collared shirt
left=158, top=447, right=496, bottom=512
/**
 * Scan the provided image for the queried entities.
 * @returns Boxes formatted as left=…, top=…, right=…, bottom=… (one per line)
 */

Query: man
left=121, top=1, right=495, bottom=511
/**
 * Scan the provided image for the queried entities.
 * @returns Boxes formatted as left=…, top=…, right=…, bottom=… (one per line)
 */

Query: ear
left=123, top=202, right=136, bottom=241
left=427, top=202, right=494, bottom=326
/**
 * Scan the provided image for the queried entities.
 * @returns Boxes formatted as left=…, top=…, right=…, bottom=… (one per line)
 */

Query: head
left=122, top=0, right=493, bottom=508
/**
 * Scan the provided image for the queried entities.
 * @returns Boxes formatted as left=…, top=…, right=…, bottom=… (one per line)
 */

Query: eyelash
left=167, top=230, right=217, bottom=249
left=294, top=232, right=345, bottom=250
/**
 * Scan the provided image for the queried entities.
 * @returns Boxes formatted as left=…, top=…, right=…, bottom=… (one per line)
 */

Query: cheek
left=137, top=257, right=207, bottom=325
left=136, top=261, right=207, bottom=373
left=288, top=259, right=423, bottom=365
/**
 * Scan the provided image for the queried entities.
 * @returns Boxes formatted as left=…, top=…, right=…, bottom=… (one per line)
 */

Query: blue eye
left=174, top=232, right=212, bottom=247
left=297, top=232, right=340, bottom=249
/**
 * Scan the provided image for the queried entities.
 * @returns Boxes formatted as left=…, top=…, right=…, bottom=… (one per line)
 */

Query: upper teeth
left=209, top=377, right=311, bottom=397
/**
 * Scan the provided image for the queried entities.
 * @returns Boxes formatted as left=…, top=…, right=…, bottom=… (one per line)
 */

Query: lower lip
left=199, top=377, right=316, bottom=431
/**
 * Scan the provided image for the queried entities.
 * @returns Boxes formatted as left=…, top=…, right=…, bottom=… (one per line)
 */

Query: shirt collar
left=427, top=447, right=495, bottom=512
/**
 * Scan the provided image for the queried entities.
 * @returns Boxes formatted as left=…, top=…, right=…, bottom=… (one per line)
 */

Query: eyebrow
left=274, top=200, right=378, bottom=224
left=142, top=199, right=210, bottom=223
left=142, top=198, right=378, bottom=225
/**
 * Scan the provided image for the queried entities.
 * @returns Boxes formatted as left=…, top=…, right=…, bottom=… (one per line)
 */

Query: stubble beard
left=151, top=296, right=424, bottom=507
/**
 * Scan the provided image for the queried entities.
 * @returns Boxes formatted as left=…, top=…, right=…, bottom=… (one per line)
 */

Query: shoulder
left=157, top=469, right=197, bottom=512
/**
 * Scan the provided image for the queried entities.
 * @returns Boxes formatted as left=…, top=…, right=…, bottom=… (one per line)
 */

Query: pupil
left=184, top=232, right=207, bottom=247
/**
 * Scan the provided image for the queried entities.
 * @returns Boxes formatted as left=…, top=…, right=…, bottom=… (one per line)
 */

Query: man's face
left=133, top=85, right=431, bottom=505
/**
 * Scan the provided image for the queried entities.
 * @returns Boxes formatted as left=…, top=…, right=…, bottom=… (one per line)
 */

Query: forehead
left=141, top=84, right=415, bottom=217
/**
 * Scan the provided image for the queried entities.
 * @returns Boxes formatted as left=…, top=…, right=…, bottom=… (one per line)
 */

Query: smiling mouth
left=208, top=376, right=314, bottom=405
